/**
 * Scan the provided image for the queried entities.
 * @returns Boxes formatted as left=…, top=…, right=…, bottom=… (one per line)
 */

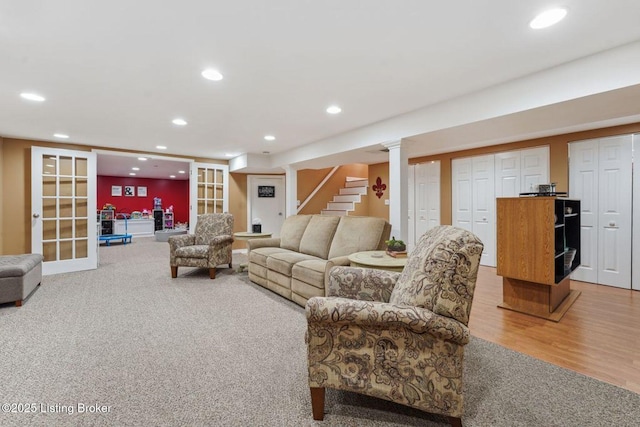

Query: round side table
left=233, top=232, right=273, bottom=272
left=347, top=250, right=407, bottom=272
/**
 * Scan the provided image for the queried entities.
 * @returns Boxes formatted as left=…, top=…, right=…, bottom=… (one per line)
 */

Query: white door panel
left=248, top=176, right=285, bottom=237
left=495, top=151, right=520, bottom=197
left=521, top=146, right=549, bottom=193
left=472, top=155, right=495, bottom=267
left=597, top=135, right=632, bottom=288
left=408, top=165, right=415, bottom=251
left=569, top=140, right=599, bottom=283
left=633, top=133, right=640, bottom=290
left=452, top=158, right=473, bottom=232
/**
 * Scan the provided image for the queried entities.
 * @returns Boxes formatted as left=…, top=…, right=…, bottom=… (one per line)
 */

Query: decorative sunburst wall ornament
left=372, top=177, right=386, bottom=199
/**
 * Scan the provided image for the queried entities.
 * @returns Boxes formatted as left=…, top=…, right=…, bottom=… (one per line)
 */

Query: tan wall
left=297, top=164, right=368, bottom=214
left=229, top=173, right=247, bottom=250
left=410, top=121, right=640, bottom=225
left=0, top=137, right=233, bottom=255
left=367, top=163, right=389, bottom=220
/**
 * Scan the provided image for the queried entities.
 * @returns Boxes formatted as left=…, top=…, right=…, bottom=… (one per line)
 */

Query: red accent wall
left=97, top=176, right=189, bottom=224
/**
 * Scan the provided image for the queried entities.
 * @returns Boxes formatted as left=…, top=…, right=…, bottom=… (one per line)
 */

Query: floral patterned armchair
left=305, top=225, right=483, bottom=427
left=169, top=213, right=234, bottom=279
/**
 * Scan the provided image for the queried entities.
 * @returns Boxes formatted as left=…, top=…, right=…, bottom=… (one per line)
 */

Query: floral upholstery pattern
left=306, top=225, right=483, bottom=420
left=169, top=213, right=234, bottom=278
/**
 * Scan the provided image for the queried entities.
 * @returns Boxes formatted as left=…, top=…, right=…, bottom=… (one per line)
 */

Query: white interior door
left=248, top=175, right=285, bottom=237
left=569, top=139, right=599, bottom=283
left=597, top=135, right=632, bottom=289
left=425, top=161, right=441, bottom=232
left=31, top=147, right=97, bottom=275
left=189, top=162, right=229, bottom=233
left=452, top=158, right=473, bottom=232
left=472, top=155, right=495, bottom=267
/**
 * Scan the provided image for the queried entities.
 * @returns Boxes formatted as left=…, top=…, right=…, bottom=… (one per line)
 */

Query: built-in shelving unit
left=496, top=196, right=581, bottom=321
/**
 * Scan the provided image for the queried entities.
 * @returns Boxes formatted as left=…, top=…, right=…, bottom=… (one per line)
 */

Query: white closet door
left=452, top=158, right=473, bottom=233
left=597, top=135, right=632, bottom=289
left=633, top=134, right=640, bottom=291
left=495, top=151, right=520, bottom=197
left=520, top=146, right=550, bottom=193
left=408, top=164, right=416, bottom=251
left=569, top=139, right=599, bottom=284
left=472, top=155, right=495, bottom=267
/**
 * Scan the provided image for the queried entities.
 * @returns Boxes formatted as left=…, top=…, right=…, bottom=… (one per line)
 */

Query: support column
left=383, top=140, right=409, bottom=244
left=283, top=164, right=298, bottom=217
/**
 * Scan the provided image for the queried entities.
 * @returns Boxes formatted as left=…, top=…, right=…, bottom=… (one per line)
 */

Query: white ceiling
left=2, top=1, right=640, bottom=177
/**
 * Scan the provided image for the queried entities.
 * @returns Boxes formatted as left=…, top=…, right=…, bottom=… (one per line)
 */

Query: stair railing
left=297, top=166, right=340, bottom=213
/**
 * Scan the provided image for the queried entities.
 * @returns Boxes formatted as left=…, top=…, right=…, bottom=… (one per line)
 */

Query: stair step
left=327, top=202, right=354, bottom=211
left=345, top=179, right=368, bottom=188
left=333, top=194, right=361, bottom=203
left=321, top=210, right=348, bottom=216
left=340, top=186, right=368, bottom=195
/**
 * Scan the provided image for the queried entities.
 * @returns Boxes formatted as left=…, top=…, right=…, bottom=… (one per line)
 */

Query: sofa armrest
left=306, top=296, right=470, bottom=345
left=247, top=237, right=281, bottom=252
left=327, top=266, right=400, bottom=303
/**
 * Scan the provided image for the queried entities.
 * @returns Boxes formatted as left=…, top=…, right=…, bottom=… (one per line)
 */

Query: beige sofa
left=247, top=215, right=391, bottom=306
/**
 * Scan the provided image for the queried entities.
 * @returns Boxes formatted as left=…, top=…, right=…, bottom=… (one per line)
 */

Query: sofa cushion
left=249, top=247, right=294, bottom=267
left=267, top=252, right=319, bottom=277
left=328, top=216, right=388, bottom=259
left=175, top=245, right=209, bottom=259
left=280, top=215, right=312, bottom=252
left=299, top=215, right=340, bottom=259
left=291, top=259, right=328, bottom=286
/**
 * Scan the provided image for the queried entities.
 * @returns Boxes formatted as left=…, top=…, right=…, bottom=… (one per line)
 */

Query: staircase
left=321, top=178, right=368, bottom=216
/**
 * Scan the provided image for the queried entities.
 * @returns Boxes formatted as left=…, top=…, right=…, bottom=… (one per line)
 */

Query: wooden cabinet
left=100, top=210, right=115, bottom=236
left=496, top=197, right=581, bottom=321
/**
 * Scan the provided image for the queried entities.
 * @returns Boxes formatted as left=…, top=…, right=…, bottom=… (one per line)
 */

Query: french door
left=31, top=147, right=97, bottom=275
left=189, top=162, right=229, bottom=232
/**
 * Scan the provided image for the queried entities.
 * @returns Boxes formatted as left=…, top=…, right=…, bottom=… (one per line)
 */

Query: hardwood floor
left=469, top=266, right=640, bottom=394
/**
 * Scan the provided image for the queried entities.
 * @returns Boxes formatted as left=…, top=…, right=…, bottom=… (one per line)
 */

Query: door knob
left=33, top=213, right=40, bottom=218
left=609, top=221, right=616, bottom=227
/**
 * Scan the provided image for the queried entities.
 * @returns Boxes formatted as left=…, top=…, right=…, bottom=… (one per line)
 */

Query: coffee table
left=347, top=250, right=407, bottom=272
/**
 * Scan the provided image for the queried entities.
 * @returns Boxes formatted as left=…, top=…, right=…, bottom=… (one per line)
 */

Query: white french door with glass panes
left=189, top=162, right=229, bottom=232
left=31, top=147, right=97, bottom=275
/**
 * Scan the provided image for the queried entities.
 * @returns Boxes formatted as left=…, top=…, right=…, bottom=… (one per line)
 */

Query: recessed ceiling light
left=20, top=92, right=45, bottom=102
left=326, top=105, right=342, bottom=114
left=156, top=145, right=167, bottom=150
left=264, top=135, right=276, bottom=141
left=172, top=118, right=188, bottom=126
left=129, top=172, right=136, bottom=176
left=178, top=170, right=186, bottom=174
left=201, top=68, right=224, bottom=81
left=53, top=133, right=69, bottom=139
left=530, top=8, right=567, bottom=29
left=138, top=157, right=147, bottom=161
left=132, top=167, right=140, bottom=171
left=169, top=175, right=176, bottom=178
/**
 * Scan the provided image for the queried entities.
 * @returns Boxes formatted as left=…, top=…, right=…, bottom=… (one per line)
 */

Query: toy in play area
left=153, top=197, right=162, bottom=209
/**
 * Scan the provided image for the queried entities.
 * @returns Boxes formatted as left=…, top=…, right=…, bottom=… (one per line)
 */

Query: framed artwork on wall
left=137, top=186, right=147, bottom=197
left=111, top=185, right=122, bottom=197
left=124, top=186, right=135, bottom=197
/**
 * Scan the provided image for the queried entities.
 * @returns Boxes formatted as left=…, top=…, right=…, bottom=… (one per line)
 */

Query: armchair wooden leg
left=171, top=266, right=178, bottom=278
left=209, top=268, right=216, bottom=279
left=310, top=387, right=325, bottom=421
left=229, top=263, right=232, bottom=269
left=448, top=416, right=463, bottom=427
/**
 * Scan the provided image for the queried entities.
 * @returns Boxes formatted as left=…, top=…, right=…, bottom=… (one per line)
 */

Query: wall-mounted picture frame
left=137, top=186, right=147, bottom=197
left=111, top=185, right=122, bottom=197
left=258, top=185, right=275, bottom=198
left=124, top=186, right=135, bottom=197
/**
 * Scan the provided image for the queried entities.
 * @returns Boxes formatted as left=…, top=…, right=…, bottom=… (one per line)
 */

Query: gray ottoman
left=0, top=254, right=44, bottom=307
